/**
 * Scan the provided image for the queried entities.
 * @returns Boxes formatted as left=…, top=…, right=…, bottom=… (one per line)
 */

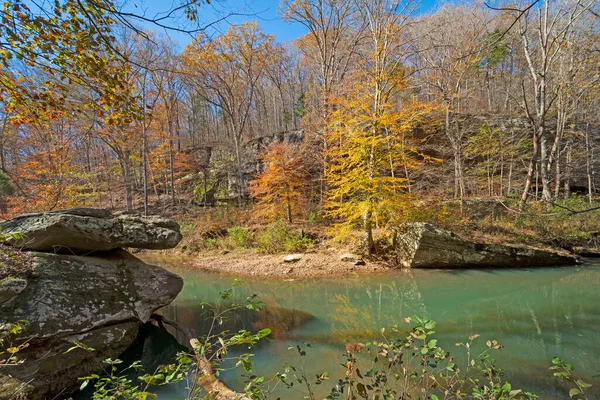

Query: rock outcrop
left=393, top=223, right=579, bottom=268
left=0, top=209, right=184, bottom=399
left=0, top=208, right=182, bottom=253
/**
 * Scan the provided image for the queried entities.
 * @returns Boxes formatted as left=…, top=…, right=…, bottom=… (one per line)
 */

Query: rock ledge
left=394, top=223, right=578, bottom=268
left=0, top=208, right=182, bottom=253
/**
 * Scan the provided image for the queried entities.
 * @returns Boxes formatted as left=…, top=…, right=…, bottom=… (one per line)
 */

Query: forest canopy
left=0, top=0, right=598, bottom=243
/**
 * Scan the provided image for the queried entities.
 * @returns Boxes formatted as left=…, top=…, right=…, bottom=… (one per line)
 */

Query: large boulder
left=393, top=223, right=578, bottom=268
left=0, top=208, right=182, bottom=253
left=0, top=249, right=183, bottom=399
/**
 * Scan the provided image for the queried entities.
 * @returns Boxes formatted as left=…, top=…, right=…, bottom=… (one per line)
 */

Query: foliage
left=194, top=280, right=271, bottom=377
left=0, top=321, right=28, bottom=368
left=0, top=0, right=135, bottom=125
left=256, top=221, right=314, bottom=254
left=325, top=82, right=430, bottom=251
left=549, top=357, right=593, bottom=400
left=311, top=316, right=537, bottom=400
left=0, top=173, right=14, bottom=197
left=76, top=281, right=271, bottom=399
left=78, top=355, right=192, bottom=400
left=228, top=226, right=253, bottom=248
left=250, top=143, right=308, bottom=224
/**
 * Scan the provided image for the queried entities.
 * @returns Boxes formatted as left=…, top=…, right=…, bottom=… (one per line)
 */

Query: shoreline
left=143, top=249, right=391, bottom=278
left=141, top=245, right=597, bottom=279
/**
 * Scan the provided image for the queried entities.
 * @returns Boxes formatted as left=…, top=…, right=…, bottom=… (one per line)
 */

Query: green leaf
left=569, top=388, right=582, bottom=398
left=577, top=380, right=592, bottom=388
left=256, top=328, right=271, bottom=338
left=427, top=339, right=437, bottom=348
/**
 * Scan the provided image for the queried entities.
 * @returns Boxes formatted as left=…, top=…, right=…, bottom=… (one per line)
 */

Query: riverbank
left=154, top=216, right=588, bottom=277
left=189, top=248, right=386, bottom=277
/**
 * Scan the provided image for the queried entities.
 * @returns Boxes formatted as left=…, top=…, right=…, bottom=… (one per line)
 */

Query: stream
left=138, top=255, right=600, bottom=399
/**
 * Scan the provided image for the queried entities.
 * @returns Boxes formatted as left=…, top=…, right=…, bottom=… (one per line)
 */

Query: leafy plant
left=75, top=280, right=271, bottom=399
left=228, top=226, right=253, bottom=248
left=257, top=222, right=314, bottom=254
left=0, top=321, right=28, bottom=368
left=0, top=230, right=26, bottom=243
left=249, top=142, right=308, bottom=224
left=550, top=357, right=593, bottom=399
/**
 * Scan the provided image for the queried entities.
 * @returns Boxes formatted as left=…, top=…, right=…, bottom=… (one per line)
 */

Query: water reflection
left=141, top=256, right=600, bottom=399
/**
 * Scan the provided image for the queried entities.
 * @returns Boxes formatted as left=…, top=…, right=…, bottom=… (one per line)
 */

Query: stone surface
left=283, top=254, right=302, bottom=263
left=572, top=246, right=600, bottom=257
left=340, top=253, right=365, bottom=265
left=394, top=222, right=578, bottom=268
left=0, top=208, right=182, bottom=253
left=0, top=277, right=27, bottom=305
left=0, top=250, right=183, bottom=399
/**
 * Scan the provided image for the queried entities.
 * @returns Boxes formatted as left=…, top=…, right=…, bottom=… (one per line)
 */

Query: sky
left=126, top=0, right=440, bottom=50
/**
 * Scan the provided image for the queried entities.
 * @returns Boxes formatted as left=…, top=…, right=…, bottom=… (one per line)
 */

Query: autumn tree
left=0, top=0, right=221, bottom=125
left=282, top=0, right=362, bottom=208
left=182, top=22, right=275, bottom=204
left=249, top=142, right=308, bottom=223
left=325, top=0, right=430, bottom=254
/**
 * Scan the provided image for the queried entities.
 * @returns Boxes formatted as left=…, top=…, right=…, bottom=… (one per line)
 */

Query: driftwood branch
left=190, top=338, right=252, bottom=400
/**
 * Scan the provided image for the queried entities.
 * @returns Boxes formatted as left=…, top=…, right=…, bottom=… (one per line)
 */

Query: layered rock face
left=394, top=223, right=578, bottom=268
left=0, top=208, right=182, bottom=253
left=0, top=209, right=183, bottom=399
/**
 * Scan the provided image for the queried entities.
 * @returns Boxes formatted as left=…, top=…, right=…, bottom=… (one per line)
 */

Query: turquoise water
left=141, top=256, right=600, bottom=399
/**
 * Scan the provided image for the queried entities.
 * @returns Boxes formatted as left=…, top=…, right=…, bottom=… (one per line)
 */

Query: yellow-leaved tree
left=325, top=0, right=432, bottom=254
left=250, top=142, right=308, bottom=223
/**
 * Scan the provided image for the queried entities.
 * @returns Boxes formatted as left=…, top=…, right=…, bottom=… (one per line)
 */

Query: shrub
left=179, top=221, right=195, bottom=238
left=204, top=237, right=220, bottom=250
left=257, top=222, right=314, bottom=254
left=307, top=211, right=320, bottom=225
left=227, top=227, right=253, bottom=248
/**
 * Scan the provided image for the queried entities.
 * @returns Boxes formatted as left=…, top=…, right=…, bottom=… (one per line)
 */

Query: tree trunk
left=585, top=124, right=593, bottom=204
left=232, top=132, right=245, bottom=206
left=539, top=124, right=552, bottom=203
left=168, top=114, right=176, bottom=206
left=142, top=124, right=149, bottom=216
left=519, top=130, right=539, bottom=211
left=365, top=208, right=374, bottom=255
left=122, top=152, right=134, bottom=212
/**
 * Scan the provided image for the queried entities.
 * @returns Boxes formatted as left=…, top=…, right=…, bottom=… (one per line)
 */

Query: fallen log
left=190, top=338, right=252, bottom=400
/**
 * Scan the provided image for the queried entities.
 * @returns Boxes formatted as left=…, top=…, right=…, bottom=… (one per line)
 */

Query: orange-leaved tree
left=250, top=142, right=308, bottom=223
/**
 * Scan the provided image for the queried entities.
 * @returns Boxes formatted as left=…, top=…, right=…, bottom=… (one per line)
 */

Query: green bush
left=257, top=222, right=313, bottom=254
left=307, top=211, right=320, bottom=225
left=204, top=237, right=220, bottom=250
left=179, top=221, right=195, bottom=238
left=227, top=227, right=253, bottom=248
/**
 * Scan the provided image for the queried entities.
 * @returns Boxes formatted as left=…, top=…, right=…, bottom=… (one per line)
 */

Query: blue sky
left=130, top=0, right=439, bottom=49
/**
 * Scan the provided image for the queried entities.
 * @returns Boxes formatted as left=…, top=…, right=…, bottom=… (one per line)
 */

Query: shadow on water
left=66, top=322, right=188, bottom=399
left=157, top=301, right=316, bottom=347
